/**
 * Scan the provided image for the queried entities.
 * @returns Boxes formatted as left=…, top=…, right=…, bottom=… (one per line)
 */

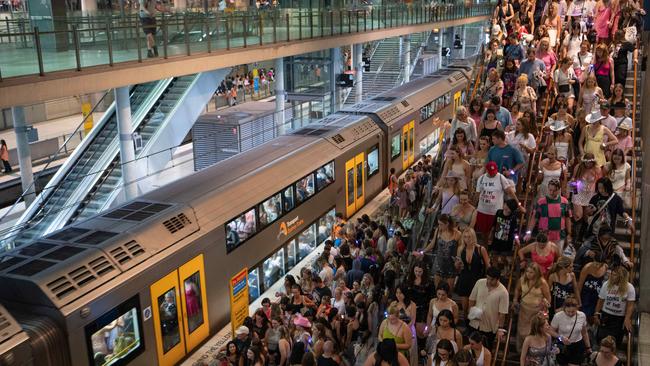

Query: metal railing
left=0, top=3, right=492, bottom=80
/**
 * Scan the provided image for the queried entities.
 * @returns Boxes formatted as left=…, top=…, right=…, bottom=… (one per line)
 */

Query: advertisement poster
left=229, top=268, right=249, bottom=336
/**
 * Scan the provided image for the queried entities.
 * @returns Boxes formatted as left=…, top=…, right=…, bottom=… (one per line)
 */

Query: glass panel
left=88, top=303, right=142, bottom=366
left=183, top=272, right=205, bottom=334
left=227, top=208, right=257, bottom=243
left=391, top=134, right=401, bottom=159
left=259, top=193, right=282, bottom=227
left=248, top=268, right=260, bottom=303
left=283, top=187, right=295, bottom=212
left=403, top=133, right=408, bottom=162
left=367, top=147, right=379, bottom=177
left=297, top=225, right=316, bottom=262
left=295, top=174, right=315, bottom=204
left=347, top=168, right=355, bottom=206
left=158, top=288, right=181, bottom=354
left=287, top=240, right=297, bottom=271
left=356, top=162, right=363, bottom=199
left=317, top=209, right=336, bottom=243
left=263, top=248, right=285, bottom=291
left=420, top=139, right=428, bottom=154
left=316, top=161, right=335, bottom=191
left=409, top=129, right=414, bottom=155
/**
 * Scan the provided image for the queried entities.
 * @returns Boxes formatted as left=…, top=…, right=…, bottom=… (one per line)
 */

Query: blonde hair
left=529, top=313, right=547, bottom=336
left=521, top=262, right=544, bottom=289
left=607, top=266, right=630, bottom=297
left=600, top=336, right=617, bottom=352
left=457, top=228, right=478, bottom=256
left=517, top=74, right=529, bottom=85
left=387, top=302, right=400, bottom=316
left=549, top=256, right=572, bottom=277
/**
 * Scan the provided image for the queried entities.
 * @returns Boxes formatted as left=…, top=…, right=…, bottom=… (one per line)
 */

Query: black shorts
left=557, top=339, right=586, bottom=365
left=141, top=16, right=157, bottom=35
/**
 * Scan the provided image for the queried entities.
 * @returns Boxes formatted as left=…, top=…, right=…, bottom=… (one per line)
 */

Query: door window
left=157, top=289, right=181, bottom=354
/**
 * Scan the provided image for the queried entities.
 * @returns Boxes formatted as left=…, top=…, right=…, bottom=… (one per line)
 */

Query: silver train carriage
left=0, top=66, right=470, bottom=366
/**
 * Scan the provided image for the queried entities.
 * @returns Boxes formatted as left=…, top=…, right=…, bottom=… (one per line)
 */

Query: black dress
left=455, top=247, right=486, bottom=297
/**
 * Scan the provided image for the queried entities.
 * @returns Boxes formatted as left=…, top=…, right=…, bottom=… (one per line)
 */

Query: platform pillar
left=461, top=25, right=467, bottom=59
left=12, top=107, right=35, bottom=207
left=26, top=0, right=68, bottom=51
left=115, top=87, right=138, bottom=201
left=330, top=47, right=342, bottom=112
left=403, top=35, right=411, bottom=83
left=354, top=43, right=363, bottom=103
left=438, top=28, right=444, bottom=70
left=275, top=57, right=286, bottom=136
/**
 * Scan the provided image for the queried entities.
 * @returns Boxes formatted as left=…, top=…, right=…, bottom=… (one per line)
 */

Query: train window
left=282, top=186, right=295, bottom=212
left=259, top=193, right=282, bottom=228
left=286, top=239, right=297, bottom=271
left=391, top=134, right=400, bottom=160
left=356, top=160, right=363, bottom=199
left=420, top=103, right=433, bottom=122
left=346, top=168, right=355, bottom=206
left=316, top=161, right=335, bottom=191
left=227, top=208, right=257, bottom=247
left=297, top=225, right=316, bottom=262
left=420, top=138, right=428, bottom=154
left=367, top=146, right=379, bottom=178
left=263, top=248, right=285, bottom=291
left=84, top=296, right=144, bottom=366
left=295, top=174, right=315, bottom=204
left=158, top=288, right=181, bottom=354
left=317, top=209, right=336, bottom=243
left=183, top=272, right=205, bottom=334
left=248, top=268, right=260, bottom=303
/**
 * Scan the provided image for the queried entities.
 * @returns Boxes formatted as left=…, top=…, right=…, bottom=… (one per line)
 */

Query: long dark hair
left=434, top=339, right=456, bottom=364
left=375, top=339, right=399, bottom=366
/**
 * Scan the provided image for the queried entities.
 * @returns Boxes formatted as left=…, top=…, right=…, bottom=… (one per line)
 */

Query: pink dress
left=594, top=5, right=611, bottom=39
left=185, top=287, right=200, bottom=317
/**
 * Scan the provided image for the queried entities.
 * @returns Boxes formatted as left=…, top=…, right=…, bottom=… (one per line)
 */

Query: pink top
left=616, top=135, right=632, bottom=151
left=531, top=248, right=557, bottom=275
left=538, top=52, right=557, bottom=74
left=594, top=5, right=611, bottom=39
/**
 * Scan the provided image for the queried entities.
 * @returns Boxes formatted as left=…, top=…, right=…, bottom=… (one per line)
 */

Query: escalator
left=10, top=70, right=229, bottom=247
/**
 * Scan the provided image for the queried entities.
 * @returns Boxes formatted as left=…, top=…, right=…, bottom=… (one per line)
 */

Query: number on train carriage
left=401, top=121, right=415, bottom=170
left=345, top=153, right=365, bottom=218
left=150, top=254, right=209, bottom=366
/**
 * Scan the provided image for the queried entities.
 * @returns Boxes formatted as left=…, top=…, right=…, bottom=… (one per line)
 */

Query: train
left=0, top=65, right=471, bottom=366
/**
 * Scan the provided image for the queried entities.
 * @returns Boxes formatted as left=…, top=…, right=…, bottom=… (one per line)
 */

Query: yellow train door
left=402, top=121, right=415, bottom=170
left=407, top=121, right=415, bottom=165
left=345, top=153, right=366, bottom=218
left=150, top=255, right=209, bottom=366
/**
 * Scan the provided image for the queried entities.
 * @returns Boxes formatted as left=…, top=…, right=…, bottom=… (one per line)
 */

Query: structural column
left=11, top=107, right=35, bottom=207
left=437, top=28, right=444, bottom=70
left=354, top=43, right=363, bottom=103
left=403, top=35, right=411, bottom=83
left=275, top=57, right=287, bottom=136
left=114, top=87, right=138, bottom=201
left=461, top=25, right=467, bottom=59
left=330, top=47, right=342, bottom=112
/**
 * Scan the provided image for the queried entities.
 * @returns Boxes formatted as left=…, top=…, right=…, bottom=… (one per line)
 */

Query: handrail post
left=33, top=27, right=44, bottom=76
left=273, top=11, right=277, bottom=43
left=285, top=13, right=290, bottom=42
left=136, top=19, right=142, bottom=62
left=259, top=13, right=263, bottom=45
left=329, top=10, right=333, bottom=36
left=206, top=16, right=212, bottom=52
left=184, top=13, right=190, bottom=55
left=320, top=11, right=324, bottom=37
left=347, top=10, right=351, bottom=33
left=298, top=10, right=302, bottom=40
left=162, top=15, right=168, bottom=58
left=226, top=16, right=230, bottom=49
left=72, top=25, right=81, bottom=71
left=309, top=10, right=313, bottom=38
left=243, top=14, right=248, bottom=47
left=339, top=10, right=343, bottom=34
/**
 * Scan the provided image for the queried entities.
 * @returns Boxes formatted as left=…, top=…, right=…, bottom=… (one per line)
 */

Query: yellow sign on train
left=230, top=268, right=249, bottom=336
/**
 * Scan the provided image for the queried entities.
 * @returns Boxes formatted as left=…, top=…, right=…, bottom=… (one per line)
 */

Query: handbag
left=557, top=314, right=578, bottom=356
left=624, top=20, right=637, bottom=43
left=558, top=84, right=571, bottom=93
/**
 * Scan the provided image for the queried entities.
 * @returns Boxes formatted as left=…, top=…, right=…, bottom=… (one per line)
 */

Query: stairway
left=344, top=32, right=430, bottom=105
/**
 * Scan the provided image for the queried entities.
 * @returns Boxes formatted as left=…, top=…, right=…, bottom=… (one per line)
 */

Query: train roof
left=0, top=112, right=378, bottom=311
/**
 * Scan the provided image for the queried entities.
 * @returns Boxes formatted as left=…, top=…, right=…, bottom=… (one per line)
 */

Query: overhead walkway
left=0, top=3, right=492, bottom=108
left=5, top=69, right=229, bottom=248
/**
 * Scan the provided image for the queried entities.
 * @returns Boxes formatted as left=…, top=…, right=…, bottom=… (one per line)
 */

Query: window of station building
left=367, top=146, right=379, bottom=178
left=316, top=161, right=335, bottom=192
left=391, top=134, right=401, bottom=160
left=259, top=193, right=282, bottom=228
left=85, top=296, right=144, bottom=366
left=297, top=225, right=316, bottom=262
left=248, top=268, right=260, bottom=303
left=295, top=174, right=315, bottom=204
left=225, top=208, right=257, bottom=253
left=282, top=186, right=295, bottom=212
left=263, top=248, right=285, bottom=291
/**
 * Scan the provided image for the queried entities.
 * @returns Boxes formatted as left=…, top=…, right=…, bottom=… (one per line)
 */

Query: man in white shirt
left=475, top=161, right=520, bottom=244
left=468, top=267, right=509, bottom=349
left=598, top=102, right=618, bottom=133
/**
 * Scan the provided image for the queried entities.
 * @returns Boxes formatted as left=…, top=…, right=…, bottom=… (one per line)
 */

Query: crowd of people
left=204, top=0, right=644, bottom=365
left=217, top=69, right=276, bottom=106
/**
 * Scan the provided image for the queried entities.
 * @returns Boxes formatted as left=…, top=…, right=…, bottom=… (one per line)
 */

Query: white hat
left=235, top=325, right=249, bottom=336
left=586, top=111, right=605, bottom=124
left=548, top=119, right=568, bottom=131
left=617, top=118, right=633, bottom=131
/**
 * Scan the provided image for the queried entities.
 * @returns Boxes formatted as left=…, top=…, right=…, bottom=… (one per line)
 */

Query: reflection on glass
left=158, top=289, right=180, bottom=354
left=295, top=174, right=315, bottom=204
left=263, top=248, right=285, bottom=290
left=89, top=307, right=141, bottom=366
left=318, top=209, right=336, bottom=243
left=184, top=272, right=204, bottom=334
left=391, top=134, right=401, bottom=159
left=356, top=162, right=363, bottom=199
left=420, top=139, right=428, bottom=154
left=367, top=147, right=379, bottom=177
left=409, top=129, right=414, bottom=156
left=259, top=193, right=282, bottom=227
left=403, top=133, right=408, bottom=162
left=287, top=240, right=297, bottom=271
left=347, top=168, right=355, bottom=206
left=298, top=225, right=316, bottom=262
left=316, top=162, right=335, bottom=191
left=228, top=209, right=257, bottom=242
left=248, top=268, right=260, bottom=303
left=283, top=187, right=295, bottom=212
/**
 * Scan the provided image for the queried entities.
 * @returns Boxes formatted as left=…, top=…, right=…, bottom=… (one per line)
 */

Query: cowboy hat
left=547, top=119, right=568, bottom=131
left=586, top=111, right=606, bottom=124
left=293, top=315, right=312, bottom=329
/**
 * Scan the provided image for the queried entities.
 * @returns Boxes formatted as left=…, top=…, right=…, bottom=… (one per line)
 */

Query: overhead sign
left=229, top=268, right=249, bottom=336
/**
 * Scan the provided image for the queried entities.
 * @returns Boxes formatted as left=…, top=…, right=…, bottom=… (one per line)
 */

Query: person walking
left=0, top=140, right=11, bottom=173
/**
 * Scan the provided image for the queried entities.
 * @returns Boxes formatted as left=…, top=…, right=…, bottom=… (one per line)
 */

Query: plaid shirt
left=534, top=195, right=572, bottom=242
